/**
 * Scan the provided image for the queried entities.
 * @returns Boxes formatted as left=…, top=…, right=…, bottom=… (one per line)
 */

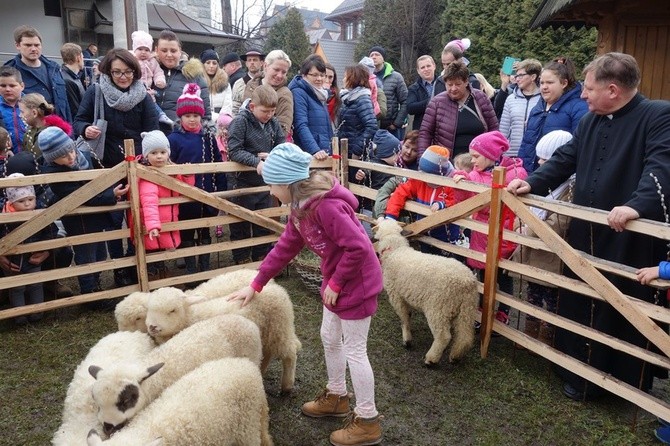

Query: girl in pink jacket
left=453, top=130, right=528, bottom=325
left=132, top=130, right=194, bottom=278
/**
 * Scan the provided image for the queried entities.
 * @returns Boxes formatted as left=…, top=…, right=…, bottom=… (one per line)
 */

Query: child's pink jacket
left=454, top=156, right=528, bottom=269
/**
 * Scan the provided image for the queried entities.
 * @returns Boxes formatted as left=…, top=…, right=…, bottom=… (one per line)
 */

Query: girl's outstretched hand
left=636, top=266, right=659, bottom=285
left=226, top=285, right=256, bottom=307
left=323, top=285, right=339, bottom=306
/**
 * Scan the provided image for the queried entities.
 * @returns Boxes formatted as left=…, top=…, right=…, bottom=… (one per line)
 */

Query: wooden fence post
left=480, top=167, right=506, bottom=357
left=125, top=139, right=149, bottom=291
left=331, top=137, right=341, bottom=182
left=340, top=139, right=349, bottom=188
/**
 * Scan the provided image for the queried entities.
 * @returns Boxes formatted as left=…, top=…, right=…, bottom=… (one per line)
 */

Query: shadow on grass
left=0, top=271, right=664, bottom=446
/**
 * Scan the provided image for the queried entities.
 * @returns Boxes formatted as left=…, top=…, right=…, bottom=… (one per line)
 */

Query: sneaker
left=329, top=412, right=383, bottom=446
left=158, top=113, right=174, bottom=128
left=495, top=310, right=509, bottom=325
left=301, top=388, right=351, bottom=418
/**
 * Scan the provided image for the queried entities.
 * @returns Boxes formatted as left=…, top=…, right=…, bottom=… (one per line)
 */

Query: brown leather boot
left=301, top=388, right=351, bottom=418
left=329, top=412, right=383, bottom=446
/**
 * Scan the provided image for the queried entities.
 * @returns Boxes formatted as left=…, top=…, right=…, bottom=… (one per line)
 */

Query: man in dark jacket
left=60, top=43, right=86, bottom=116
left=369, top=46, right=408, bottom=140
left=407, top=55, right=445, bottom=131
left=4, top=26, right=71, bottom=122
left=508, top=52, right=670, bottom=401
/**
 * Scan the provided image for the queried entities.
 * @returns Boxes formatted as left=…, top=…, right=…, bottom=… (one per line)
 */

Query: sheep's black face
left=103, top=421, right=126, bottom=437
left=116, top=384, right=139, bottom=413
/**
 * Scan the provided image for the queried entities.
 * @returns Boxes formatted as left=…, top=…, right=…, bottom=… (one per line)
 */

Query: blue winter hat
left=419, top=145, right=455, bottom=177
left=373, top=130, right=400, bottom=160
left=38, top=126, right=75, bottom=164
left=262, top=143, right=313, bottom=185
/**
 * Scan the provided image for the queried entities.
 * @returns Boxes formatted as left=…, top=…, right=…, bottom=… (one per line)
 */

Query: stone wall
left=151, top=0, right=212, bottom=22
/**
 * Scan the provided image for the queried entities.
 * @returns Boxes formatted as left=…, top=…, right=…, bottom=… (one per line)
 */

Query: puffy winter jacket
left=517, top=84, right=588, bottom=173
left=375, top=63, right=408, bottom=129
left=131, top=173, right=195, bottom=251
left=155, top=59, right=211, bottom=122
left=498, top=86, right=541, bottom=157
left=406, top=76, right=446, bottom=130
left=418, top=87, right=498, bottom=157
left=453, top=156, right=528, bottom=270
left=337, top=87, right=378, bottom=157
left=289, top=75, right=333, bottom=155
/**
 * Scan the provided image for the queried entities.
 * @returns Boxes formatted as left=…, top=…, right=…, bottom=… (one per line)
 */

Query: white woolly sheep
left=86, top=357, right=273, bottom=446
left=89, top=314, right=262, bottom=435
left=145, top=271, right=301, bottom=393
left=374, top=219, right=479, bottom=365
left=51, top=331, right=156, bottom=446
left=115, top=291, right=150, bottom=332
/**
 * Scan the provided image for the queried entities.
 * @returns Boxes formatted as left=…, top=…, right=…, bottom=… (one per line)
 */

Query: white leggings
left=321, top=306, right=377, bottom=418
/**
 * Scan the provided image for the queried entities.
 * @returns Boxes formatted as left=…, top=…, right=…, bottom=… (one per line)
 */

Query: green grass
left=0, top=273, right=663, bottom=445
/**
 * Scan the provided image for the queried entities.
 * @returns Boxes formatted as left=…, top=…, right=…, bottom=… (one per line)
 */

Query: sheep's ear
left=88, top=365, right=103, bottom=379
left=86, top=429, right=103, bottom=446
left=140, top=362, right=165, bottom=383
left=400, top=229, right=414, bottom=237
left=185, top=294, right=206, bottom=306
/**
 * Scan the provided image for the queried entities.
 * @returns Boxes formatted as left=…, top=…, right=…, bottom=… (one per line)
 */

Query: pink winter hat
left=445, top=38, right=471, bottom=53
left=217, top=112, right=233, bottom=128
left=469, top=131, right=509, bottom=162
left=132, top=30, right=153, bottom=52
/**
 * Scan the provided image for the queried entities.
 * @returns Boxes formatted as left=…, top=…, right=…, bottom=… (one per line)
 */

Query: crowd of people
left=1, top=22, right=670, bottom=446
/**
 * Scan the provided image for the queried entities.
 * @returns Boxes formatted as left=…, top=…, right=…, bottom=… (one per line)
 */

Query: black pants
left=229, top=191, right=273, bottom=263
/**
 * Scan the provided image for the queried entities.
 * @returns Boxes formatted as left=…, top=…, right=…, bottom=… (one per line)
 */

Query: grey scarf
left=73, top=149, right=90, bottom=171
left=99, top=75, right=147, bottom=112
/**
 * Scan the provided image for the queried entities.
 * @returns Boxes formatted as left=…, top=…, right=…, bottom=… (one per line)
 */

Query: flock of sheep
left=49, top=220, right=479, bottom=445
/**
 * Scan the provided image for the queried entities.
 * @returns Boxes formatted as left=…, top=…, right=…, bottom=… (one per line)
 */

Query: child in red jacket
left=132, top=130, right=194, bottom=278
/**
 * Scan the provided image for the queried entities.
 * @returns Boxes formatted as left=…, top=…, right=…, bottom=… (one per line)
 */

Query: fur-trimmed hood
left=205, top=68, right=229, bottom=94
left=181, top=58, right=205, bottom=81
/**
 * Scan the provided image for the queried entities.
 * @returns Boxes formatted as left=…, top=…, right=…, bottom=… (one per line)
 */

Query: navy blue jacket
left=518, top=84, right=588, bottom=173
left=337, top=88, right=378, bottom=157
left=73, top=84, right=159, bottom=168
left=407, top=76, right=446, bottom=130
left=168, top=126, right=227, bottom=194
left=5, top=55, right=71, bottom=122
left=289, top=75, right=333, bottom=155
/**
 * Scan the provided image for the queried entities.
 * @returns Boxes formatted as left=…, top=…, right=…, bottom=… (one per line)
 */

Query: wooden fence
left=2, top=137, right=670, bottom=421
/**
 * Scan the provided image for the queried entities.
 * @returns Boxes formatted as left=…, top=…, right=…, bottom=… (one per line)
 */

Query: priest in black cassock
left=507, top=52, right=670, bottom=400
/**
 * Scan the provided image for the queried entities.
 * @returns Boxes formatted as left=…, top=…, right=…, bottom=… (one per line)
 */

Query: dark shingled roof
left=324, top=0, right=365, bottom=21
left=530, top=0, right=589, bottom=29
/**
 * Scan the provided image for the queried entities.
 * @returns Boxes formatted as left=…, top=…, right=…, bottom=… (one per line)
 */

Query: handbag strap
left=94, top=84, right=105, bottom=121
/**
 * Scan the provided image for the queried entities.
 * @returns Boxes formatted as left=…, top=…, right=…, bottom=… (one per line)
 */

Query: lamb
left=86, top=357, right=273, bottom=446
left=374, top=218, right=479, bottom=365
left=145, top=271, right=301, bottom=393
left=89, top=314, right=262, bottom=435
left=115, top=291, right=150, bottom=332
left=52, top=331, right=156, bottom=446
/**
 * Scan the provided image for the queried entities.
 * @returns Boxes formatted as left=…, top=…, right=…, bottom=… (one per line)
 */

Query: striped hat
left=262, top=143, right=312, bottom=185
left=38, top=126, right=75, bottom=164
left=176, top=83, right=205, bottom=117
left=419, top=145, right=455, bottom=177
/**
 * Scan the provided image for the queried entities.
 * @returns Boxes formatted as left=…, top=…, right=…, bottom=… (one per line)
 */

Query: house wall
left=0, top=0, right=65, bottom=63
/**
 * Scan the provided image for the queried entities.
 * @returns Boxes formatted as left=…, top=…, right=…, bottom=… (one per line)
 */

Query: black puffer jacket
left=155, top=59, right=211, bottom=122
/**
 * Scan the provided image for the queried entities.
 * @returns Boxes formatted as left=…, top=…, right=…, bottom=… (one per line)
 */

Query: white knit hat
left=141, top=130, right=170, bottom=157
left=132, top=30, right=153, bottom=52
left=536, top=130, right=573, bottom=160
left=5, top=173, right=35, bottom=203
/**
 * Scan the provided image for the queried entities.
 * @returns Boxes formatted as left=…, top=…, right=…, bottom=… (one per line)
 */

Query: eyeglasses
left=306, top=72, right=325, bottom=79
left=514, top=72, right=529, bottom=79
left=111, top=70, right=134, bottom=79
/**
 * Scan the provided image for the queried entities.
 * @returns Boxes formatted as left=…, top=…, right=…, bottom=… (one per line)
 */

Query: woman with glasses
left=288, top=55, right=333, bottom=160
left=498, top=59, right=542, bottom=157
left=517, top=60, right=588, bottom=173
left=73, top=47, right=159, bottom=287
